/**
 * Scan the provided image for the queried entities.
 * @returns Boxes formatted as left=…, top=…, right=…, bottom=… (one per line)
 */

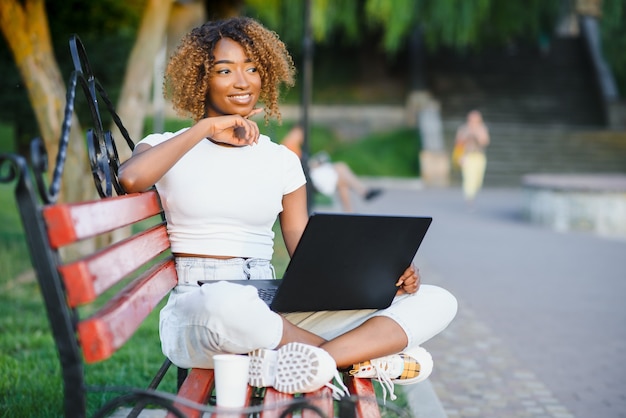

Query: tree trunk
left=110, top=0, right=174, bottom=162
left=166, top=1, right=207, bottom=60
left=0, top=0, right=92, bottom=205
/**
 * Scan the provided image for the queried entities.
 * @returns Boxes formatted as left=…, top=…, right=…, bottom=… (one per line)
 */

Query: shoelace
left=369, top=362, right=397, bottom=404
left=326, top=370, right=350, bottom=400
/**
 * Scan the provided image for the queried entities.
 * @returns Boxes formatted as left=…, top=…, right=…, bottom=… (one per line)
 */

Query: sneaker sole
left=273, top=342, right=336, bottom=394
left=248, top=348, right=277, bottom=388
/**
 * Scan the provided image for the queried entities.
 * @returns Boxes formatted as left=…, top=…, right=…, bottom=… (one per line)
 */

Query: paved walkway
left=318, top=181, right=626, bottom=418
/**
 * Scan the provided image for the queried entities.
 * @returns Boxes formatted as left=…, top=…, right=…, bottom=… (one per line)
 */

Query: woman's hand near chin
left=203, top=108, right=263, bottom=146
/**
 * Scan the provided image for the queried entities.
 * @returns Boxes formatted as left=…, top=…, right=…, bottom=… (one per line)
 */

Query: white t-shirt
left=138, top=128, right=306, bottom=260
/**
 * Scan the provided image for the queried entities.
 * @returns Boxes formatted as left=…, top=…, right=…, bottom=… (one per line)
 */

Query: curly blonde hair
left=164, top=16, right=296, bottom=124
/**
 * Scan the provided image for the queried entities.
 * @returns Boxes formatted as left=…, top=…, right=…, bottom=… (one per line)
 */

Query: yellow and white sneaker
left=349, top=346, right=433, bottom=401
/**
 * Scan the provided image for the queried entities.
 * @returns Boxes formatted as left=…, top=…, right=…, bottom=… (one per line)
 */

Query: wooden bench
left=0, top=34, right=386, bottom=418
left=0, top=152, right=384, bottom=417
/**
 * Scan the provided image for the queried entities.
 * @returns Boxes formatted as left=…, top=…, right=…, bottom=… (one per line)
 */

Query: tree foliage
left=245, top=0, right=624, bottom=94
left=0, top=0, right=144, bottom=151
left=46, top=0, right=144, bottom=36
left=599, top=0, right=626, bottom=94
left=246, top=0, right=561, bottom=53
left=1, top=0, right=623, bottom=162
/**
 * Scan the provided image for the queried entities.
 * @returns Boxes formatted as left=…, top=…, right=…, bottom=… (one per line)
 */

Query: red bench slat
left=169, top=368, right=215, bottom=418
left=303, top=386, right=334, bottom=418
left=260, top=387, right=295, bottom=418
left=346, top=376, right=381, bottom=418
left=43, top=191, right=163, bottom=248
left=77, top=258, right=177, bottom=363
left=169, top=376, right=381, bottom=417
left=59, top=223, right=170, bottom=306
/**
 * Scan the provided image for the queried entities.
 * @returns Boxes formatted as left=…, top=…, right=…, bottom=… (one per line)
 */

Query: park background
left=1, top=0, right=626, bottom=417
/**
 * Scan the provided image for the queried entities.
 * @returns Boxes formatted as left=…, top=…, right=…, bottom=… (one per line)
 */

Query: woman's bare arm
left=119, top=113, right=261, bottom=193
left=279, top=186, right=309, bottom=257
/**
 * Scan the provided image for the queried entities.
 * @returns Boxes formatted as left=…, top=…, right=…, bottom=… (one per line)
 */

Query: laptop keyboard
left=257, top=287, right=277, bottom=304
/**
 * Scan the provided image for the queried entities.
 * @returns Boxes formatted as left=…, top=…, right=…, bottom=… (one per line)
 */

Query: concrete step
left=442, top=123, right=626, bottom=186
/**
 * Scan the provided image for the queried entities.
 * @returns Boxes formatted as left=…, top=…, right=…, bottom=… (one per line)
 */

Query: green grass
left=0, top=184, right=64, bottom=417
left=1, top=119, right=415, bottom=416
left=331, top=129, right=420, bottom=177
left=0, top=123, right=15, bottom=153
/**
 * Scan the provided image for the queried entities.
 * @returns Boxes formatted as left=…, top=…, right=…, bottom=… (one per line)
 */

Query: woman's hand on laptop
left=395, top=263, right=421, bottom=295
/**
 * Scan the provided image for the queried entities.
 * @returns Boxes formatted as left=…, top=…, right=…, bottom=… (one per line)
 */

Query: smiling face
left=205, top=37, right=262, bottom=118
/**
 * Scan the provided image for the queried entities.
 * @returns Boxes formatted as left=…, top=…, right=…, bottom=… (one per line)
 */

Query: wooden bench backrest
left=43, top=190, right=176, bottom=363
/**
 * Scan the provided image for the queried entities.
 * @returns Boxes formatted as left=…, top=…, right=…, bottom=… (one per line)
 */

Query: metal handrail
left=28, top=35, right=135, bottom=205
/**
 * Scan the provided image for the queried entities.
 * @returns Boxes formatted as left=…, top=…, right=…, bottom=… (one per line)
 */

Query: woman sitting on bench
left=119, top=16, right=457, bottom=401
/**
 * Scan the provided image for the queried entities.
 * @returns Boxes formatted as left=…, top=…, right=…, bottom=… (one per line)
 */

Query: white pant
left=310, top=163, right=339, bottom=196
left=461, top=152, right=487, bottom=200
left=160, top=257, right=458, bottom=369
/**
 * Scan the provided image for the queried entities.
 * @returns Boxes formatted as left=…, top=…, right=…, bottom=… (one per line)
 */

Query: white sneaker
left=349, top=346, right=433, bottom=401
left=248, top=348, right=278, bottom=388
left=248, top=342, right=348, bottom=398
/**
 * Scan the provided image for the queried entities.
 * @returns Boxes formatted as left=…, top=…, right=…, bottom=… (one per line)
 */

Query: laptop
left=200, top=213, right=432, bottom=313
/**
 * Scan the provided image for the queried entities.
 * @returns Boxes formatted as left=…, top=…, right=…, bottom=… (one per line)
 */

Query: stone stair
left=428, top=37, right=605, bottom=127
left=428, top=35, right=626, bottom=186
left=442, top=122, right=626, bottom=187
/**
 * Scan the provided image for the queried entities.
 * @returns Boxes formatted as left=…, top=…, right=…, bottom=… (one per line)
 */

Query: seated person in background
left=282, top=125, right=382, bottom=212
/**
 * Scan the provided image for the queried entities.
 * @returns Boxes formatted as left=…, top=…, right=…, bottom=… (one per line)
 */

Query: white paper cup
left=213, top=354, right=250, bottom=408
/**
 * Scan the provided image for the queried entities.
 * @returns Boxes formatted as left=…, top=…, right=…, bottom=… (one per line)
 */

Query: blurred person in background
left=282, top=124, right=382, bottom=212
left=454, top=110, right=490, bottom=205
